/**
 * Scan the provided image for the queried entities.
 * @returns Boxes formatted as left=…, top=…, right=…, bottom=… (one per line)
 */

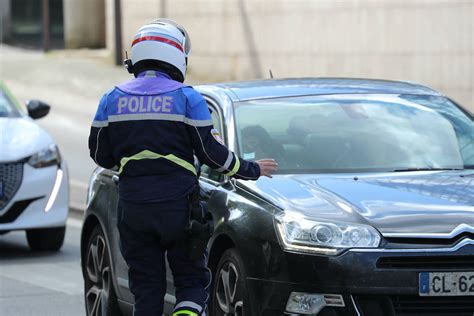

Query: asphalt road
left=0, top=215, right=85, bottom=316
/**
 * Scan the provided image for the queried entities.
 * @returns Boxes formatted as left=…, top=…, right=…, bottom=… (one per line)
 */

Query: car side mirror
left=26, top=100, right=50, bottom=119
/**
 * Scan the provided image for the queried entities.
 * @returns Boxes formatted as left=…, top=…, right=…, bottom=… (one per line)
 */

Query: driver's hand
left=255, top=159, right=278, bottom=178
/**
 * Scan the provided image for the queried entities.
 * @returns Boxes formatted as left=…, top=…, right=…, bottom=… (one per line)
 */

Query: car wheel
left=212, top=249, right=249, bottom=316
left=26, top=226, right=65, bottom=251
left=84, top=225, right=121, bottom=316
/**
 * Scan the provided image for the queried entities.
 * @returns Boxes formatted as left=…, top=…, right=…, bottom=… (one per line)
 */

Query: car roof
left=196, top=78, right=443, bottom=102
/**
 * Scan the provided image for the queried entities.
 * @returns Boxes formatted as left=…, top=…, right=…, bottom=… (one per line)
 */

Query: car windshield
left=0, top=88, right=21, bottom=118
left=234, top=94, right=474, bottom=173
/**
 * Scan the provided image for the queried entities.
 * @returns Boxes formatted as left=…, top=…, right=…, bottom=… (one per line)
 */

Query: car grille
left=0, top=162, right=24, bottom=210
left=355, top=295, right=474, bottom=316
left=0, top=198, right=42, bottom=224
left=377, top=254, right=474, bottom=269
left=386, top=234, right=474, bottom=246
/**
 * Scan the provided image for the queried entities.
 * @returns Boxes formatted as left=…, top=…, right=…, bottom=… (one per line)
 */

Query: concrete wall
left=105, top=0, right=115, bottom=57
left=117, top=0, right=474, bottom=111
left=63, top=0, right=106, bottom=48
left=0, top=0, right=11, bottom=42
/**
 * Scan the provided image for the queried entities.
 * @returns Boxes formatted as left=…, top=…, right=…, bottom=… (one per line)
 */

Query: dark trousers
left=117, top=198, right=210, bottom=316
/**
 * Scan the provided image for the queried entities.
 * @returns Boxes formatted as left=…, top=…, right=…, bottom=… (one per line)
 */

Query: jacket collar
left=136, top=70, right=172, bottom=79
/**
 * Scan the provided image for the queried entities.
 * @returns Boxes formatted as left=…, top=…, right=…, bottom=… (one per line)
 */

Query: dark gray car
left=81, top=78, right=474, bottom=316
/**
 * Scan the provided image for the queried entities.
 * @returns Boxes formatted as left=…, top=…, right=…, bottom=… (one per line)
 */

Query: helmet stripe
left=132, top=35, right=184, bottom=52
left=133, top=31, right=181, bottom=43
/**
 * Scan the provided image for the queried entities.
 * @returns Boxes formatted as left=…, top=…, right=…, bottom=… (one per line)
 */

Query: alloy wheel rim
left=216, top=262, right=244, bottom=316
left=85, top=234, right=111, bottom=316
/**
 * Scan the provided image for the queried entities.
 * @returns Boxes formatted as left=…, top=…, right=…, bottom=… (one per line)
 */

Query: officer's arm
left=88, top=93, right=117, bottom=170
left=183, top=88, right=260, bottom=180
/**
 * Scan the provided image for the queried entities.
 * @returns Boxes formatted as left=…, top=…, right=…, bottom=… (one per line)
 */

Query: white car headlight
left=28, top=144, right=61, bottom=168
left=274, top=211, right=381, bottom=255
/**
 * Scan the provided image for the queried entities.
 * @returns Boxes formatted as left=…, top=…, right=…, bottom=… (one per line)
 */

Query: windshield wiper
left=393, top=167, right=464, bottom=172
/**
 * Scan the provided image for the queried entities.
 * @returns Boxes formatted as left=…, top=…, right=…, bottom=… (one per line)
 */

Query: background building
left=1, top=0, right=65, bottom=48
left=0, top=0, right=104, bottom=48
left=1, top=0, right=473, bottom=111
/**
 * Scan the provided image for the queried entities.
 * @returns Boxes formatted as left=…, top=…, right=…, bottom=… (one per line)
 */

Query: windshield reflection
left=0, top=89, right=21, bottom=118
left=235, top=94, right=474, bottom=173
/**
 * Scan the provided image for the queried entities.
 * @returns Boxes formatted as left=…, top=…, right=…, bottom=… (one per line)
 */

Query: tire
left=211, top=249, right=250, bottom=316
left=26, top=226, right=65, bottom=251
left=84, top=225, right=122, bottom=316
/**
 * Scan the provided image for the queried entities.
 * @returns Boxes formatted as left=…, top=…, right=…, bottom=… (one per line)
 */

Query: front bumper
left=0, top=162, right=69, bottom=231
left=246, top=240, right=474, bottom=315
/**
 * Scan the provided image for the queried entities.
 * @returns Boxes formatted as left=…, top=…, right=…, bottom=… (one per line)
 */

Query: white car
left=0, top=82, right=69, bottom=251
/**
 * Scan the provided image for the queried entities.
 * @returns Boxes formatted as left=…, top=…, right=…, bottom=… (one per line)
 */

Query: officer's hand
left=256, top=159, right=278, bottom=178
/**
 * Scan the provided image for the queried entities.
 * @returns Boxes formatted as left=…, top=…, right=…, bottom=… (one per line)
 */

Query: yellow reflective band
left=226, top=155, right=240, bottom=177
left=172, top=311, right=198, bottom=316
left=119, top=150, right=196, bottom=175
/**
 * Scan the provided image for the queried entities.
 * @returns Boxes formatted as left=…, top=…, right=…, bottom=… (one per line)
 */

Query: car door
left=163, top=98, right=226, bottom=305
left=110, top=173, right=135, bottom=305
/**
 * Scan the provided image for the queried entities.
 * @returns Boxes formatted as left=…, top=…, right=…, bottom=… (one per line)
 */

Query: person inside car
left=241, top=125, right=286, bottom=164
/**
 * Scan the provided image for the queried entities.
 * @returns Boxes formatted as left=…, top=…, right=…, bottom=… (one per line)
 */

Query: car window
left=210, top=107, right=222, bottom=131
left=234, top=94, right=474, bottom=173
left=200, top=102, right=224, bottom=182
left=0, top=88, right=22, bottom=118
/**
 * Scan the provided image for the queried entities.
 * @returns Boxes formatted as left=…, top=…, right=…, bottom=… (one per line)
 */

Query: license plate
left=419, top=272, right=474, bottom=296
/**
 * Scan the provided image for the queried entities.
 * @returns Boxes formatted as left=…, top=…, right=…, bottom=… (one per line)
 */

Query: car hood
left=239, top=172, right=474, bottom=236
left=0, top=117, right=54, bottom=162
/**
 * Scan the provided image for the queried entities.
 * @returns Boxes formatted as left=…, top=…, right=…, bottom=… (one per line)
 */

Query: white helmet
left=127, top=19, right=191, bottom=81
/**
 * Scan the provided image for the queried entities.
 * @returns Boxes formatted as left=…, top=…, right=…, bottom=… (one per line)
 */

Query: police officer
left=88, top=19, right=278, bottom=316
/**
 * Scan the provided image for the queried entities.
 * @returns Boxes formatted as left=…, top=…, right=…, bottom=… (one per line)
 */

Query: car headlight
left=28, top=144, right=61, bottom=168
left=274, top=211, right=381, bottom=255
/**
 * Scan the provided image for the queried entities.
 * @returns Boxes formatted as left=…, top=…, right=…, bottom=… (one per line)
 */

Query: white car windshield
left=234, top=94, right=474, bottom=173
left=0, top=89, right=21, bottom=118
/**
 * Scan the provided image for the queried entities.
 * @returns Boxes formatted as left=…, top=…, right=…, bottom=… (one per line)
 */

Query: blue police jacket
left=88, top=70, right=260, bottom=202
